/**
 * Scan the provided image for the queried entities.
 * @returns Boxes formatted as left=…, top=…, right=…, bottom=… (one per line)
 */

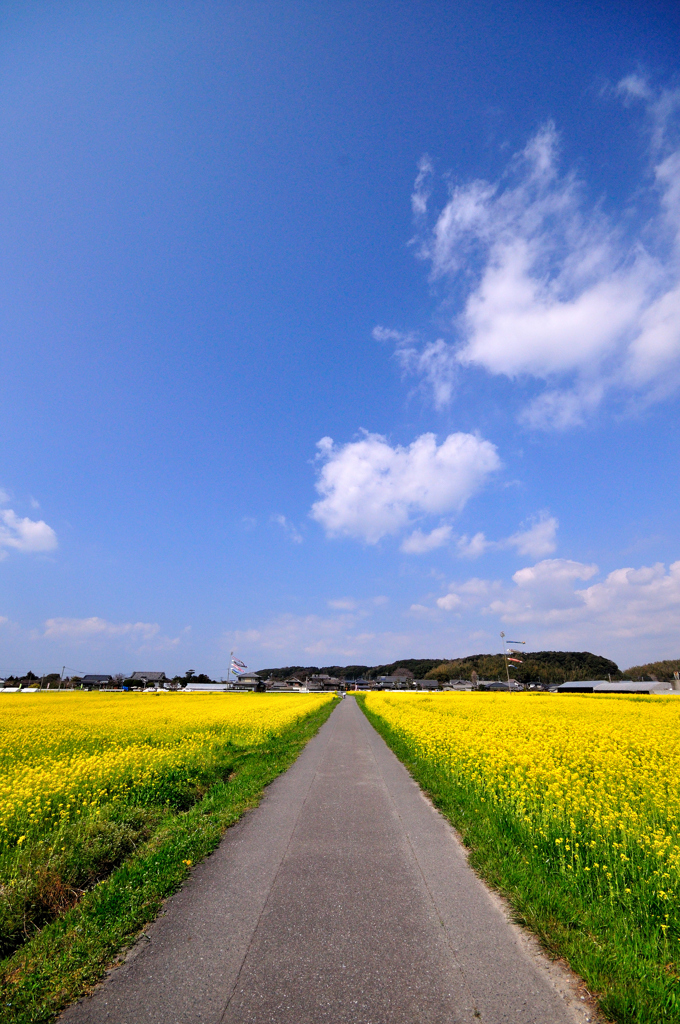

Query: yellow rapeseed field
left=0, top=692, right=332, bottom=853
left=364, top=692, right=679, bottom=923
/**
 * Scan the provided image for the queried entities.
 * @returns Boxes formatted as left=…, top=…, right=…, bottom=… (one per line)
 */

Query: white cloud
left=0, top=508, right=57, bottom=556
left=272, top=514, right=303, bottom=544
left=456, top=532, right=493, bottom=558
left=311, top=431, right=500, bottom=544
left=507, top=513, right=558, bottom=557
left=408, top=603, right=434, bottom=616
left=435, top=557, right=680, bottom=652
left=43, top=617, right=185, bottom=651
left=401, top=524, right=453, bottom=553
left=579, top=562, right=680, bottom=637
left=437, top=576, right=500, bottom=610
left=328, top=598, right=357, bottom=610
left=452, top=513, right=559, bottom=560
left=395, top=81, right=680, bottom=426
left=488, top=559, right=600, bottom=621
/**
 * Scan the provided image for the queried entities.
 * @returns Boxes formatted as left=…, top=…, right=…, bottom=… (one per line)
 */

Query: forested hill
left=425, top=651, right=620, bottom=686
left=621, top=658, right=680, bottom=681
left=255, top=652, right=620, bottom=685
left=254, top=659, right=444, bottom=681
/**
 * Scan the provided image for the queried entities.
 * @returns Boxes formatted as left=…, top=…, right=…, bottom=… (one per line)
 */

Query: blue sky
left=2, top=0, right=680, bottom=676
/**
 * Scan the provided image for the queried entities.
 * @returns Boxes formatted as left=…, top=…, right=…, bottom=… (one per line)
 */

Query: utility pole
left=500, top=633, right=526, bottom=687
left=500, top=633, right=510, bottom=683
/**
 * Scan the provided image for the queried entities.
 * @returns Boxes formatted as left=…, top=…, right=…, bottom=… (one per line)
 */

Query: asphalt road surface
left=62, top=697, right=589, bottom=1024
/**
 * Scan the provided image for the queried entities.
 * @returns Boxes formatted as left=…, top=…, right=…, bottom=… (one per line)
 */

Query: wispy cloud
left=400, top=524, right=453, bottom=553
left=388, top=78, right=680, bottom=427
left=411, top=154, right=434, bottom=216
left=396, top=338, right=459, bottom=410
left=373, top=327, right=458, bottom=410
left=436, top=576, right=500, bottom=611
left=226, top=610, right=416, bottom=663
left=326, top=596, right=389, bottom=612
left=400, top=512, right=558, bottom=560
left=272, top=514, right=303, bottom=544
left=311, top=431, right=500, bottom=544
left=372, top=325, right=408, bottom=344
left=42, top=617, right=186, bottom=651
left=456, top=513, right=559, bottom=560
left=507, top=514, right=559, bottom=557
left=455, top=532, right=492, bottom=559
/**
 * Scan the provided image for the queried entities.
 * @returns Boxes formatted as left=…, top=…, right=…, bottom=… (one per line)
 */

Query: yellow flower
left=0, top=692, right=333, bottom=855
left=363, top=691, right=680, bottom=918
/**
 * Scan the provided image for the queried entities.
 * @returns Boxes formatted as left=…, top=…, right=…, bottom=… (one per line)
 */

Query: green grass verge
left=0, top=698, right=337, bottom=1024
left=356, top=695, right=679, bottom=1024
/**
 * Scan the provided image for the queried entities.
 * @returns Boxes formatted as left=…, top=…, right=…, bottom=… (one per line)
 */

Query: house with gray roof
left=130, top=672, right=166, bottom=686
left=377, top=674, right=413, bottom=689
left=483, top=679, right=521, bottom=691
left=232, top=672, right=267, bottom=692
left=81, top=675, right=113, bottom=689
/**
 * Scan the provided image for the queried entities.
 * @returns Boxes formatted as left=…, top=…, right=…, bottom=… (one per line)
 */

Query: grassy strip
left=0, top=698, right=336, bottom=1024
left=356, top=695, right=678, bottom=1024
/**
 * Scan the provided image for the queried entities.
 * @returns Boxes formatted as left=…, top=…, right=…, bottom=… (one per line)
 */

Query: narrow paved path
left=63, top=698, right=586, bottom=1024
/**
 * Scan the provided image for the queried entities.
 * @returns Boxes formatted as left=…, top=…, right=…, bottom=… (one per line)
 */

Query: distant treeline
left=423, top=651, right=620, bottom=686
left=10, top=654, right=674, bottom=688
left=620, top=658, right=680, bottom=681
left=256, top=652, right=623, bottom=685
left=255, top=659, right=444, bottom=681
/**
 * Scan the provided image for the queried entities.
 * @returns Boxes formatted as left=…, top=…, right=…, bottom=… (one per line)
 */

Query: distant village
left=2, top=662, right=679, bottom=696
